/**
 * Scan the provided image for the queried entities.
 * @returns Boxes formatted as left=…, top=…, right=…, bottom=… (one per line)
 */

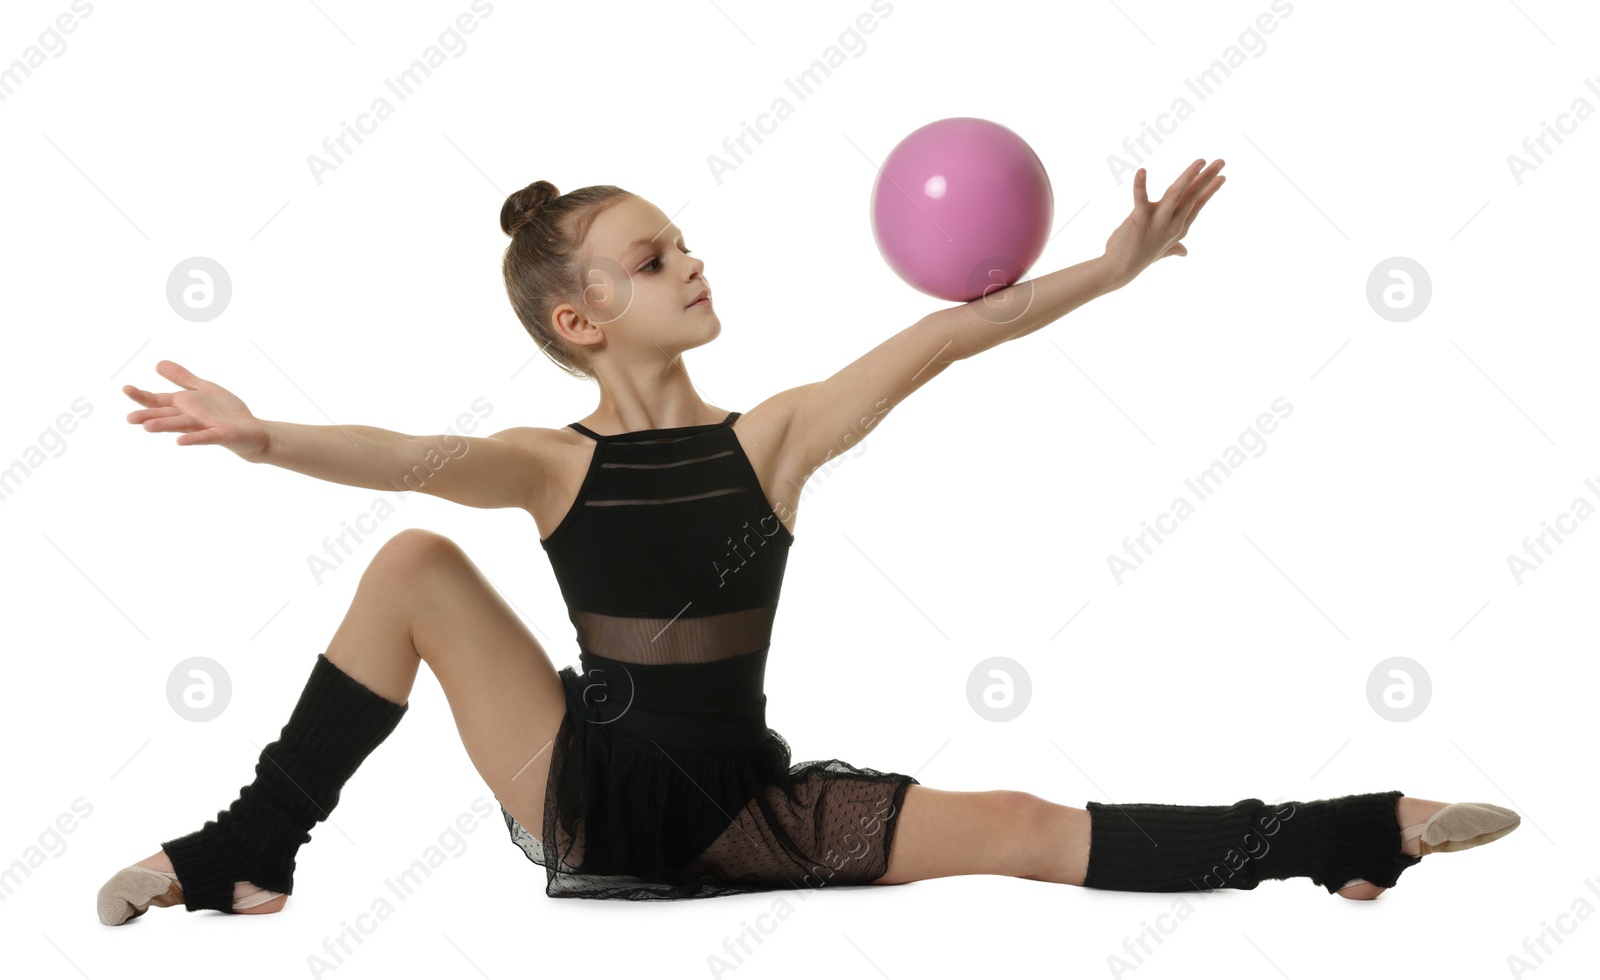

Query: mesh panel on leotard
left=565, top=606, right=779, bottom=666
left=500, top=411, right=918, bottom=900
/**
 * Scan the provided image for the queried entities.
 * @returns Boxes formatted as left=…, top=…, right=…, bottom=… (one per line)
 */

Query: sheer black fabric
left=565, top=606, right=778, bottom=666
left=501, top=412, right=918, bottom=900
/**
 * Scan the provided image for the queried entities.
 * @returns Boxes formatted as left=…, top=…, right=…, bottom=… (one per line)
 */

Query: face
left=552, top=196, right=717, bottom=363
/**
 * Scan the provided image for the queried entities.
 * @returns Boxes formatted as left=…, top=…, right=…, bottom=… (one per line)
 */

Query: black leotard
left=500, top=410, right=918, bottom=900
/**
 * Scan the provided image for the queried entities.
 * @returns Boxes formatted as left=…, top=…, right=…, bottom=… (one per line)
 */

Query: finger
left=156, top=359, right=204, bottom=391
left=1164, top=157, right=1203, bottom=211
left=176, top=430, right=223, bottom=447
left=122, top=384, right=169, bottom=409
left=1174, top=175, right=1224, bottom=240
left=127, top=406, right=183, bottom=424
left=1176, top=160, right=1225, bottom=221
left=1186, top=174, right=1226, bottom=224
left=142, top=415, right=199, bottom=433
left=1158, top=159, right=1206, bottom=216
left=1132, top=168, right=1149, bottom=208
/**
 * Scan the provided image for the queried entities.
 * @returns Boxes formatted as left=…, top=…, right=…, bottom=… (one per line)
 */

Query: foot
left=1335, top=796, right=1445, bottom=901
left=99, top=849, right=288, bottom=923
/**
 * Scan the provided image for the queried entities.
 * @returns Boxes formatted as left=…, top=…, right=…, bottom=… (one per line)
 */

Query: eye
left=641, top=247, right=692, bottom=273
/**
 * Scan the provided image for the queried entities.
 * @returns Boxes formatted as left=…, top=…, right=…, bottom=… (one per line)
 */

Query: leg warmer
left=161, top=654, right=408, bottom=913
left=1082, top=790, right=1423, bottom=895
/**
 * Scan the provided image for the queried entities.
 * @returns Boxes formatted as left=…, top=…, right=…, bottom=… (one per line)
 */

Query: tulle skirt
left=500, top=649, right=919, bottom=900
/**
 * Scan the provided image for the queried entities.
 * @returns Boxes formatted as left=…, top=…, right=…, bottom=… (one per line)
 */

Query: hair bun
left=501, top=180, right=560, bottom=237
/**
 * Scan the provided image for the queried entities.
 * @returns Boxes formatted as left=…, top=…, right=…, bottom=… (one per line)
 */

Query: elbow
left=918, top=308, right=976, bottom=363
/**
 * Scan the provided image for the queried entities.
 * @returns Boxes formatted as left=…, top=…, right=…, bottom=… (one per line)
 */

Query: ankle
left=1396, top=797, right=1448, bottom=857
left=127, top=849, right=290, bottom=914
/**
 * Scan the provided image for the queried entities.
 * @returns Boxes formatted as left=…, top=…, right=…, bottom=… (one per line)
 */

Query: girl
left=98, top=159, right=1519, bottom=923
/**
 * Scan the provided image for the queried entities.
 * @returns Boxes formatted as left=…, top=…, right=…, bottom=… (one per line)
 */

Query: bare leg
left=874, top=786, right=1091, bottom=886
left=874, top=785, right=1445, bottom=899
left=134, top=528, right=568, bottom=913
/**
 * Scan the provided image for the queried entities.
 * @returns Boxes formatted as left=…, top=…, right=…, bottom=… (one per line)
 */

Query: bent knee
left=368, top=528, right=470, bottom=582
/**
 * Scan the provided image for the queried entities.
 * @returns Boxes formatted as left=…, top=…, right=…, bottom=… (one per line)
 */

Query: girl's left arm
left=766, top=159, right=1227, bottom=481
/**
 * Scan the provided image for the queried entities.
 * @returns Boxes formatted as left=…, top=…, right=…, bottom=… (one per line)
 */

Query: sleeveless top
left=540, top=409, right=795, bottom=672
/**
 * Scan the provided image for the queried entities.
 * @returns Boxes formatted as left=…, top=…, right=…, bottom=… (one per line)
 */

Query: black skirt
left=500, top=649, right=919, bottom=900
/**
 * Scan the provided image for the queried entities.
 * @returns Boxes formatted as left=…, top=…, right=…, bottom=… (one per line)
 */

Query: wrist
left=1097, top=253, right=1137, bottom=291
left=238, top=419, right=275, bottom=463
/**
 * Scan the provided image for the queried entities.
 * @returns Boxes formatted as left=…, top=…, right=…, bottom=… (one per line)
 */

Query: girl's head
left=500, top=181, right=717, bottom=384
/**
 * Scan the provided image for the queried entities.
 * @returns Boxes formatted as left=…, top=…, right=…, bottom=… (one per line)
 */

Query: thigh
left=688, top=772, right=910, bottom=888
left=374, top=529, right=568, bottom=841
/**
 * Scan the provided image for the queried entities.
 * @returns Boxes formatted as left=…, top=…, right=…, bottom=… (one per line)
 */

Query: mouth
left=687, top=289, right=711, bottom=308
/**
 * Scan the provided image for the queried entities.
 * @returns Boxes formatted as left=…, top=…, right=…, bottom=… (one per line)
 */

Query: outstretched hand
left=1103, top=158, right=1226, bottom=284
left=123, top=360, right=271, bottom=459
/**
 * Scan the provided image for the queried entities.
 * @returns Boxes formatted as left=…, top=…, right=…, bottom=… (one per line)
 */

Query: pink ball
left=870, top=117, right=1053, bottom=302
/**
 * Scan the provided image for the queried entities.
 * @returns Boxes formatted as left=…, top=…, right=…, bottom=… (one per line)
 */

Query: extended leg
left=873, top=784, right=1429, bottom=899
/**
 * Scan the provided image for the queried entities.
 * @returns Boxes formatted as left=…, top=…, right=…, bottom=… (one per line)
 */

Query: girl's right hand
left=123, top=360, right=271, bottom=460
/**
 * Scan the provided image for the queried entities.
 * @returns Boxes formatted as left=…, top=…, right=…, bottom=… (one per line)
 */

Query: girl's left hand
left=1103, top=159, right=1226, bottom=284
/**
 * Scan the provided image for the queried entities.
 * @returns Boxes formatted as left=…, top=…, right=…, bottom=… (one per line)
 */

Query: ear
left=551, top=300, right=602, bottom=350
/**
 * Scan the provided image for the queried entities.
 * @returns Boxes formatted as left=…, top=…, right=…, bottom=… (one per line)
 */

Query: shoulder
left=480, top=425, right=585, bottom=472
left=484, top=425, right=562, bottom=452
left=732, top=385, right=814, bottom=447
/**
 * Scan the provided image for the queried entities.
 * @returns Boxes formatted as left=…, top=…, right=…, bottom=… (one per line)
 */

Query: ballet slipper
left=97, top=866, right=184, bottom=925
left=1340, top=801, right=1521, bottom=891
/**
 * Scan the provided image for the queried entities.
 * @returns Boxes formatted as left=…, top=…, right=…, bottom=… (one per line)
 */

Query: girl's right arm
left=249, top=419, right=549, bottom=511
left=124, top=360, right=547, bottom=512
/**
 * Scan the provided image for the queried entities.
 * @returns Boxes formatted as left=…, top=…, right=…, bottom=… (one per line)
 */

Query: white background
left=1, top=0, right=1595, bottom=977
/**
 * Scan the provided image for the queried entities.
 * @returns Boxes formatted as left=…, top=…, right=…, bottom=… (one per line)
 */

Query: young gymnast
left=99, top=159, right=1519, bottom=922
